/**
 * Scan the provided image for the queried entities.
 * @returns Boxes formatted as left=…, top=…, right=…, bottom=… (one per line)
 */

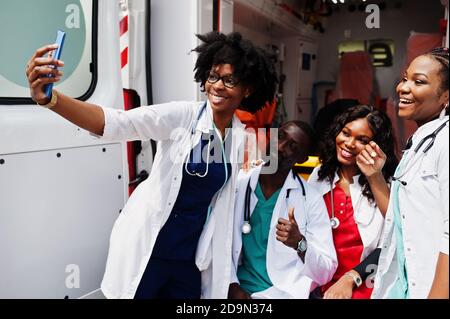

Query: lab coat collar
left=248, top=164, right=263, bottom=191
left=314, top=170, right=361, bottom=196
left=408, top=115, right=449, bottom=145
left=284, top=169, right=303, bottom=191
left=328, top=172, right=361, bottom=191
left=195, top=100, right=214, bottom=134
left=195, top=100, right=245, bottom=145
left=417, top=115, right=449, bottom=134
left=195, top=100, right=246, bottom=134
left=247, top=166, right=300, bottom=193
left=333, top=171, right=360, bottom=187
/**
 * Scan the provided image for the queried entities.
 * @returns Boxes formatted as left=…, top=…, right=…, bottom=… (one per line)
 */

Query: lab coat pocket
left=419, top=154, right=437, bottom=179
left=273, top=240, right=294, bottom=254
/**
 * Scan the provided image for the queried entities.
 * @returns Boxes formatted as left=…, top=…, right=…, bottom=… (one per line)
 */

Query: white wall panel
left=0, top=143, right=124, bottom=298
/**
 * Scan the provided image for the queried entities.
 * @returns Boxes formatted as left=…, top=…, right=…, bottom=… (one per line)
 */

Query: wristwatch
left=344, top=271, right=363, bottom=288
left=37, top=89, right=58, bottom=109
left=296, top=236, right=307, bottom=254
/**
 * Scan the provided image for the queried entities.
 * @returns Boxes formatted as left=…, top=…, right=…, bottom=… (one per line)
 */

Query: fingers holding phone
left=27, top=31, right=65, bottom=104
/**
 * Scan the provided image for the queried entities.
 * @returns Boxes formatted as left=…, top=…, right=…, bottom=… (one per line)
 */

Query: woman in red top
left=308, top=104, right=398, bottom=298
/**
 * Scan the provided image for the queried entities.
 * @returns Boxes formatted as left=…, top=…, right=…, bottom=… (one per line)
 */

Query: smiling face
left=397, top=55, right=449, bottom=126
left=335, top=118, right=374, bottom=168
left=275, top=123, right=310, bottom=171
left=205, top=64, right=250, bottom=116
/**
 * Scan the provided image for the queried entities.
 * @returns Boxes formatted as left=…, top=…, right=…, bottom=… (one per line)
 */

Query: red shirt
left=321, top=185, right=373, bottom=299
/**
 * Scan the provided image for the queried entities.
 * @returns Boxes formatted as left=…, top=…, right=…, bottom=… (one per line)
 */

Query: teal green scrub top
left=237, top=181, right=280, bottom=294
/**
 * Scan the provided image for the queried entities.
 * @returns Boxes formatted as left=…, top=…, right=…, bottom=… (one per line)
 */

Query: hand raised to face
left=356, top=141, right=386, bottom=178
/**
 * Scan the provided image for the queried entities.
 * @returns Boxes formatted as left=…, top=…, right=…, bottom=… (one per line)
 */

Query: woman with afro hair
left=308, top=104, right=398, bottom=299
left=25, top=31, right=278, bottom=299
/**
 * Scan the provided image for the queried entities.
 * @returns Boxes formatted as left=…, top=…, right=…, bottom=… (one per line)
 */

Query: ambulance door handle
left=128, top=170, right=149, bottom=186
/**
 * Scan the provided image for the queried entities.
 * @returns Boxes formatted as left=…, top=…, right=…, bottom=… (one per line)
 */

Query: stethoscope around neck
left=184, top=102, right=210, bottom=178
left=184, top=102, right=230, bottom=178
left=242, top=171, right=306, bottom=234
left=392, top=119, right=449, bottom=186
left=328, top=178, right=368, bottom=230
left=183, top=102, right=230, bottom=222
left=329, top=183, right=340, bottom=229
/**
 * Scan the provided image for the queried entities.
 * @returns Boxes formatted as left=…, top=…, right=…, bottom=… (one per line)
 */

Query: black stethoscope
left=392, top=119, right=448, bottom=186
left=242, top=171, right=306, bottom=234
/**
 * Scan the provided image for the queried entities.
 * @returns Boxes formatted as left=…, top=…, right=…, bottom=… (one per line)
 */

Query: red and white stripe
left=119, top=0, right=129, bottom=89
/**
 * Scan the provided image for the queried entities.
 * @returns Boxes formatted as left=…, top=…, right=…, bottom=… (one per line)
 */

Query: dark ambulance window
left=338, top=39, right=395, bottom=68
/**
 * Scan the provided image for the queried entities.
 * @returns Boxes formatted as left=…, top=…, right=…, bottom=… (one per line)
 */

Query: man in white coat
left=228, top=121, right=337, bottom=299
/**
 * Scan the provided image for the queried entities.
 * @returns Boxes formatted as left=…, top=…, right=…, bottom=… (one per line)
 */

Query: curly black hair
left=317, top=105, right=399, bottom=204
left=192, top=31, right=278, bottom=113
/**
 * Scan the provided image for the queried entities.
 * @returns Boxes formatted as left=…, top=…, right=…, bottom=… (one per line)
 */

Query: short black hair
left=318, top=105, right=398, bottom=203
left=192, top=31, right=278, bottom=113
left=283, top=120, right=317, bottom=155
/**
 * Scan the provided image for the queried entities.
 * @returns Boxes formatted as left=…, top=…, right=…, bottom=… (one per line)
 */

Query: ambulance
left=0, top=0, right=448, bottom=298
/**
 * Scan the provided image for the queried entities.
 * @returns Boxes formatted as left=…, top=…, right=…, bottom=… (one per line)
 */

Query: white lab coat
left=230, top=166, right=337, bottom=298
left=96, top=100, right=246, bottom=299
left=372, top=116, right=449, bottom=299
left=308, top=166, right=385, bottom=261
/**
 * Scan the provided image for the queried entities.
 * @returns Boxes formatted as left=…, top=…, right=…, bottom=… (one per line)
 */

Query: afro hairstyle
left=192, top=31, right=278, bottom=114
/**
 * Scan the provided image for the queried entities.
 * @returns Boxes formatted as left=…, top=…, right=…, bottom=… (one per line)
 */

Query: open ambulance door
left=0, top=0, right=230, bottom=299
left=0, top=0, right=127, bottom=298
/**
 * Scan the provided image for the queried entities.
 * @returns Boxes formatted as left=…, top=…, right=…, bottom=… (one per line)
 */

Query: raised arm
left=356, top=141, right=390, bottom=216
left=26, top=44, right=105, bottom=135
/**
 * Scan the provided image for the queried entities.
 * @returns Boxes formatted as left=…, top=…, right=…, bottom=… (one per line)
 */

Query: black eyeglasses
left=206, top=72, right=240, bottom=89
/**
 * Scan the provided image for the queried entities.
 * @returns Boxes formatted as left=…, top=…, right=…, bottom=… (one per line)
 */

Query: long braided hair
left=425, top=47, right=449, bottom=115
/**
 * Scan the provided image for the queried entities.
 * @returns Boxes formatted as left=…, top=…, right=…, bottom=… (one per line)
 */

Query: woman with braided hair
left=372, top=47, right=449, bottom=299
left=25, top=31, right=277, bottom=299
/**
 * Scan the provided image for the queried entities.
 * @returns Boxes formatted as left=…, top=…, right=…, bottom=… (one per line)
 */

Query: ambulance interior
left=231, top=0, right=448, bottom=177
left=0, top=0, right=448, bottom=298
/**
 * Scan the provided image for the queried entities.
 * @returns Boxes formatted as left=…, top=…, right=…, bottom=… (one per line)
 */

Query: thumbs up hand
left=288, top=207, right=298, bottom=226
left=276, top=207, right=303, bottom=250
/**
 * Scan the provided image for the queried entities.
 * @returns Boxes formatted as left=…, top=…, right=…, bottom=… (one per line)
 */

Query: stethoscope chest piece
left=330, top=217, right=340, bottom=229
left=242, top=222, right=252, bottom=234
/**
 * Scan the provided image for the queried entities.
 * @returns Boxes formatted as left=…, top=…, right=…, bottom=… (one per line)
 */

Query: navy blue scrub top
left=151, top=130, right=232, bottom=261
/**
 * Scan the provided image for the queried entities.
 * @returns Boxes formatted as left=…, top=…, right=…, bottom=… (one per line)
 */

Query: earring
left=439, top=103, right=448, bottom=120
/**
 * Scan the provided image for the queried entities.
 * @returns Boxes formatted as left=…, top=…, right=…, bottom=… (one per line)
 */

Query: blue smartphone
left=44, top=30, right=66, bottom=99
